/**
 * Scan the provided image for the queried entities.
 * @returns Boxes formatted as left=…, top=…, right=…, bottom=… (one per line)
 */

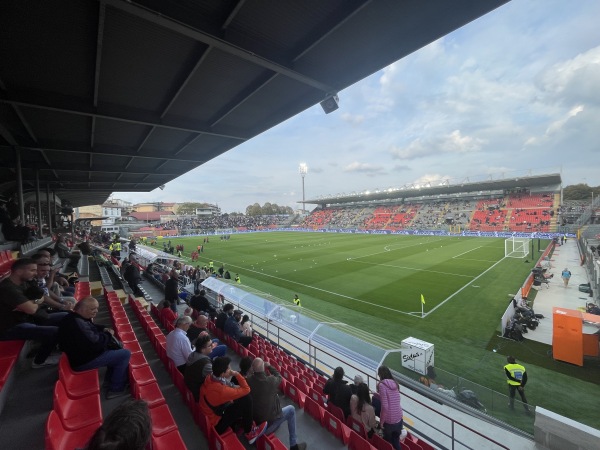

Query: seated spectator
left=350, top=382, right=377, bottom=438
left=184, top=334, right=216, bottom=402
left=586, top=303, right=600, bottom=315
left=58, top=297, right=131, bottom=399
left=247, top=358, right=307, bottom=450
left=225, top=310, right=252, bottom=348
left=159, top=300, right=178, bottom=325
left=241, top=314, right=253, bottom=337
left=166, top=316, right=193, bottom=373
left=190, top=289, right=216, bottom=318
left=31, top=254, right=76, bottom=312
left=216, top=303, right=234, bottom=330
left=0, top=258, right=64, bottom=368
left=323, top=366, right=352, bottom=418
left=85, top=399, right=151, bottom=450
left=38, top=248, right=76, bottom=296
left=199, top=356, right=267, bottom=445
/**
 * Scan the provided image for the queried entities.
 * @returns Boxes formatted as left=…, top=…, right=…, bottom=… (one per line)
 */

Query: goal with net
left=505, top=236, right=530, bottom=258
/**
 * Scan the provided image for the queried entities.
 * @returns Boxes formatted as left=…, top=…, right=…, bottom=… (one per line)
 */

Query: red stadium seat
left=347, top=416, right=369, bottom=440
left=323, top=410, right=351, bottom=444
left=148, top=403, right=178, bottom=437
left=308, top=387, right=326, bottom=406
left=256, top=433, right=288, bottom=450
left=53, top=380, right=102, bottom=431
left=210, top=427, right=245, bottom=450
left=130, top=365, right=157, bottom=387
left=327, top=403, right=345, bottom=423
left=129, top=351, right=149, bottom=369
left=45, top=410, right=98, bottom=450
left=348, top=430, right=376, bottom=450
left=284, top=382, right=305, bottom=408
left=58, top=355, right=100, bottom=400
left=151, top=429, right=187, bottom=450
left=370, top=433, right=394, bottom=450
left=134, top=381, right=166, bottom=409
left=303, top=397, right=325, bottom=425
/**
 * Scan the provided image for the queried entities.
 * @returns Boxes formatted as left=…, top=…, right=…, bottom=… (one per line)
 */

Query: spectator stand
left=201, top=277, right=525, bottom=450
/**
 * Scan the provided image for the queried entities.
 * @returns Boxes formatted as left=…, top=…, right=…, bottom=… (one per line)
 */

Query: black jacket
left=58, top=312, right=109, bottom=368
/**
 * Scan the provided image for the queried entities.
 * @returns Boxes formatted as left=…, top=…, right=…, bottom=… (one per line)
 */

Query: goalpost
left=505, top=236, right=530, bottom=258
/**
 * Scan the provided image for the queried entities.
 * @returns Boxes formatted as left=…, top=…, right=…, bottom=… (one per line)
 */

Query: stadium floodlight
left=299, top=163, right=308, bottom=213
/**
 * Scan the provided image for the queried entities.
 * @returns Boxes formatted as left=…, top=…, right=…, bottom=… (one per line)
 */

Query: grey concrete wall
left=535, top=407, right=600, bottom=450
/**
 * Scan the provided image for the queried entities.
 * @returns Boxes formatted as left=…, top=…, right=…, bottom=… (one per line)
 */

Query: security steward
left=504, top=356, right=531, bottom=415
left=293, top=294, right=301, bottom=307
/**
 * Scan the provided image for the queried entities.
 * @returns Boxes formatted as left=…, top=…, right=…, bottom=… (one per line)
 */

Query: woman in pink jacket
left=377, top=366, right=406, bottom=450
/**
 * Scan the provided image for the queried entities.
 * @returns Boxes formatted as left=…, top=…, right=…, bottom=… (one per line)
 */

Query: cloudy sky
left=117, top=0, right=600, bottom=213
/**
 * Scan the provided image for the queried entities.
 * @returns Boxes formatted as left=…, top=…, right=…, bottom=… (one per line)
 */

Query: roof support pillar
left=46, top=183, right=53, bottom=235
left=15, top=147, right=25, bottom=225
left=35, top=169, right=43, bottom=238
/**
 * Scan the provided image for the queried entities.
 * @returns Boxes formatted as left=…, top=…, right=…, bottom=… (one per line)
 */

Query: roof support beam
left=0, top=143, right=209, bottom=163
left=104, top=0, right=334, bottom=94
left=0, top=93, right=247, bottom=140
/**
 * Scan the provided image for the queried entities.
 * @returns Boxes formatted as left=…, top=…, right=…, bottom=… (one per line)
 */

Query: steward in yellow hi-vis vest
left=503, top=356, right=531, bottom=414
left=293, top=294, right=301, bottom=307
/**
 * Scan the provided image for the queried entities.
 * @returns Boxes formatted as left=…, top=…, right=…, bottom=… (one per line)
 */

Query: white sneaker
left=400, top=429, right=408, bottom=442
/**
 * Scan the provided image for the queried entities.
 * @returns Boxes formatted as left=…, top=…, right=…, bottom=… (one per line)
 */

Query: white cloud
left=390, top=130, right=484, bottom=160
left=343, top=162, right=386, bottom=176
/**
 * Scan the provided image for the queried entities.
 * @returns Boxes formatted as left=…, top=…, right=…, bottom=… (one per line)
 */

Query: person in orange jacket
left=199, top=356, right=267, bottom=444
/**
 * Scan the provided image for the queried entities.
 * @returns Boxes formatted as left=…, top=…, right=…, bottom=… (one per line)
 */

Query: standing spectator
left=123, top=256, right=143, bottom=296
left=561, top=268, right=572, bottom=287
left=323, top=366, right=352, bottom=418
left=164, top=270, right=180, bottom=312
left=85, top=399, right=151, bottom=450
left=0, top=258, right=65, bottom=368
left=504, top=356, right=531, bottom=414
left=247, top=358, right=307, bottom=450
left=225, top=310, right=252, bottom=347
left=58, top=297, right=131, bottom=399
left=166, top=316, right=193, bottom=373
left=199, top=356, right=267, bottom=444
left=350, top=382, right=377, bottom=438
left=377, top=366, right=406, bottom=450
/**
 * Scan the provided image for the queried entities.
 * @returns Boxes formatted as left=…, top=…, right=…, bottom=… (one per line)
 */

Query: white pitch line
left=453, top=258, right=499, bottom=263
left=208, top=258, right=417, bottom=317
left=453, top=246, right=482, bottom=258
left=348, top=259, right=475, bottom=278
left=422, top=256, right=507, bottom=317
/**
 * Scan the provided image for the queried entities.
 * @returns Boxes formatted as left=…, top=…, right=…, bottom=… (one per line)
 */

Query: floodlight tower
left=299, top=163, right=308, bottom=214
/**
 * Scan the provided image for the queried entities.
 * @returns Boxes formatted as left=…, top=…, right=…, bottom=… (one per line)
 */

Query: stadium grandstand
left=1, top=2, right=600, bottom=450
left=299, top=173, right=562, bottom=234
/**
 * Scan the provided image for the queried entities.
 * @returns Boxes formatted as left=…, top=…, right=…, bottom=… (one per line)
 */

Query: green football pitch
left=153, top=232, right=600, bottom=430
left=175, top=232, right=510, bottom=321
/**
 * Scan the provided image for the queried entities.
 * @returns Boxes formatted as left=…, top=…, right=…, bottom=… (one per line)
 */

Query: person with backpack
left=561, top=268, right=572, bottom=287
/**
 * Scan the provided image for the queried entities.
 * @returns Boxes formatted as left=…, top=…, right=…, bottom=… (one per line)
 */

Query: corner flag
left=421, top=294, right=426, bottom=305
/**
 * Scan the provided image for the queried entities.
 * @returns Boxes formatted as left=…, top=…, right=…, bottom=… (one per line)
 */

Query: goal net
left=505, top=237, right=530, bottom=258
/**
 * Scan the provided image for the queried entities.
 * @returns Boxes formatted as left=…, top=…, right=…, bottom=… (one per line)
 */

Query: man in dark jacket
left=189, top=289, right=216, bottom=318
left=164, top=270, right=180, bottom=312
left=224, top=310, right=252, bottom=347
left=216, top=303, right=234, bottom=331
left=123, top=256, right=143, bottom=296
left=247, top=358, right=307, bottom=450
left=58, top=296, right=131, bottom=399
left=323, top=366, right=353, bottom=418
left=184, top=334, right=215, bottom=402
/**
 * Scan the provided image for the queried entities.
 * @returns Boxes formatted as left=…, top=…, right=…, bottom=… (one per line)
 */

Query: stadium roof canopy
left=0, top=0, right=509, bottom=207
left=306, top=173, right=562, bottom=206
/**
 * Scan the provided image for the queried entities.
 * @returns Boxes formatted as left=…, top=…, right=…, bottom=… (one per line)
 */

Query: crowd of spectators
left=156, top=214, right=291, bottom=233
left=299, top=192, right=560, bottom=232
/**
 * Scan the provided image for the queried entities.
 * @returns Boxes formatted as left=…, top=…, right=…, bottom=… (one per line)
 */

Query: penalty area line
left=422, top=256, right=508, bottom=318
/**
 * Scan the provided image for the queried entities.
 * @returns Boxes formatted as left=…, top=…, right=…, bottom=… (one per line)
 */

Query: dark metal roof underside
left=0, top=0, right=509, bottom=207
